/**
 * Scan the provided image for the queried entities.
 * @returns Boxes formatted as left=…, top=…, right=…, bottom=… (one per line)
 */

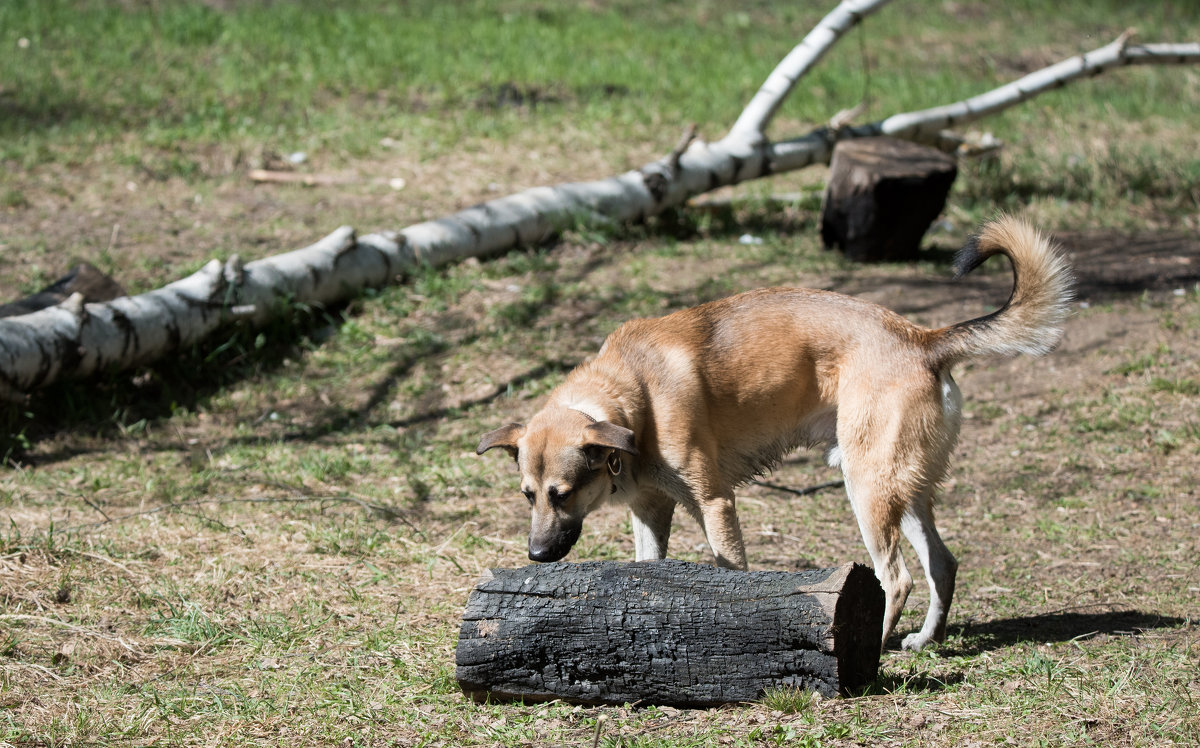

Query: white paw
left=901, top=632, right=933, bottom=651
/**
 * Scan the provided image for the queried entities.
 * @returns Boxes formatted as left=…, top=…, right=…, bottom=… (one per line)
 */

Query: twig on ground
left=248, top=169, right=349, bottom=186
left=80, top=495, right=112, bottom=523
left=74, top=550, right=148, bottom=581
left=750, top=479, right=845, bottom=497
left=238, top=475, right=427, bottom=537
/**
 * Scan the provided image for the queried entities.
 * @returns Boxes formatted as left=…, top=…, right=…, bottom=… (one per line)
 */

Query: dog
left=477, top=215, right=1073, bottom=652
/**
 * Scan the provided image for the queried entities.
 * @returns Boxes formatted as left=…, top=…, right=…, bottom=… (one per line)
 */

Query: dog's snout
left=528, top=522, right=581, bottom=563
left=528, top=543, right=567, bottom=563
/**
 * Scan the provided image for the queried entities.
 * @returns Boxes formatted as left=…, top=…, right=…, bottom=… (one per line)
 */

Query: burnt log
left=455, top=560, right=883, bottom=706
left=820, top=136, right=957, bottom=262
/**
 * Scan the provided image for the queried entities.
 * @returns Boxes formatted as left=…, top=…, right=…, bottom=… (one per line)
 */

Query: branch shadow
left=819, top=228, right=1200, bottom=329
left=244, top=248, right=616, bottom=445
left=1055, top=231, right=1200, bottom=302
left=873, top=609, right=1189, bottom=694
left=1, top=303, right=352, bottom=465
left=942, top=609, right=1189, bottom=656
left=0, top=96, right=116, bottom=137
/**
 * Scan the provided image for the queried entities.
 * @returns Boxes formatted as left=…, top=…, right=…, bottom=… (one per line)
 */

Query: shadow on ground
left=0, top=305, right=352, bottom=464
left=1056, top=231, right=1200, bottom=300
left=875, top=610, right=1189, bottom=694
left=946, top=609, right=1190, bottom=655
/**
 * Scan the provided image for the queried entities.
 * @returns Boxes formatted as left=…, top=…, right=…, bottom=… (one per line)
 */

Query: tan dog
left=478, top=215, right=1073, bottom=652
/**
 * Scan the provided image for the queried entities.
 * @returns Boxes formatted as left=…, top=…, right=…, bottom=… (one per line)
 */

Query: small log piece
left=455, top=560, right=883, bottom=706
left=0, top=262, right=126, bottom=318
left=820, top=136, right=957, bottom=262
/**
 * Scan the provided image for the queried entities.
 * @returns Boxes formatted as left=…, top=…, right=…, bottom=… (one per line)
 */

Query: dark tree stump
left=820, top=137, right=957, bottom=262
left=455, top=560, right=883, bottom=706
left=0, top=262, right=125, bottom=318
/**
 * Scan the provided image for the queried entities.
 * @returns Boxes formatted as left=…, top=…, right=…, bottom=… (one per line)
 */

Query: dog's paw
left=901, top=632, right=934, bottom=651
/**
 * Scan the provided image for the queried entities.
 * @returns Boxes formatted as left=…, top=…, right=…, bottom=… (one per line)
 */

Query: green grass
left=2, top=0, right=810, bottom=164
left=3, top=0, right=1197, bottom=170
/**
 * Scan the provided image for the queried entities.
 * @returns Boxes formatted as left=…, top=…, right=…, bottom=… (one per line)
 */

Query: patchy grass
left=3, top=236, right=1199, bottom=745
left=2, top=0, right=1200, bottom=746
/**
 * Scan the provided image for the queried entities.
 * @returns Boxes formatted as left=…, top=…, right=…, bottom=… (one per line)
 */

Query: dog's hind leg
left=898, top=371, right=962, bottom=650
left=838, top=459, right=914, bottom=652
left=899, top=494, right=958, bottom=651
left=631, top=492, right=675, bottom=561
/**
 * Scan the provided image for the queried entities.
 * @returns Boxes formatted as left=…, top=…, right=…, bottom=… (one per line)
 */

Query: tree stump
left=455, top=560, right=883, bottom=706
left=820, top=137, right=957, bottom=262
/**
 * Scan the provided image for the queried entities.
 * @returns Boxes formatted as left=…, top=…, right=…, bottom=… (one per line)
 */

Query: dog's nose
left=528, top=543, right=566, bottom=563
left=528, top=523, right=580, bottom=562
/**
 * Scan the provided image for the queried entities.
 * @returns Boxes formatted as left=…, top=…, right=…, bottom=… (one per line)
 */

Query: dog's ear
left=583, top=421, right=638, bottom=457
left=476, top=423, right=525, bottom=458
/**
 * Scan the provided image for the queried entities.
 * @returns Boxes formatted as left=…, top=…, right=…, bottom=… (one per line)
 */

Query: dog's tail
left=927, top=215, right=1074, bottom=367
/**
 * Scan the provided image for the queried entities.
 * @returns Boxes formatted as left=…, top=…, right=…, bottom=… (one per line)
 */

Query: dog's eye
left=521, top=488, right=535, bottom=505
left=547, top=486, right=570, bottom=507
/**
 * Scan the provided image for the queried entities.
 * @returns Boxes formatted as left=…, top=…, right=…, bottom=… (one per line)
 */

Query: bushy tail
left=927, top=215, right=1075, bottom=367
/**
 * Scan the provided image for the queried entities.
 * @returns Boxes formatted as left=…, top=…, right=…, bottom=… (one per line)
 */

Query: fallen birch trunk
left=0, top=0, right=1196, bottom=397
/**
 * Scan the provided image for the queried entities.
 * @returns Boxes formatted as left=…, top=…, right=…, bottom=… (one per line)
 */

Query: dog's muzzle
left=528, top=523, right=581, bottom=563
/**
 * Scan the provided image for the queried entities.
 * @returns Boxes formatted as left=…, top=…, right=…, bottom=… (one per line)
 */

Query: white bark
left=726, top=0, right=894, bottom=143
left=1, top=10, right=1196, bottom=397
left=0, top=226, right=370, bottom=393
left=767, top=39, right=1200, bottom=172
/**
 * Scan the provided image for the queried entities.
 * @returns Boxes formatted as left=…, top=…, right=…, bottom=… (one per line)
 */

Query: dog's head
left=476, top=407, right=637, bottom=563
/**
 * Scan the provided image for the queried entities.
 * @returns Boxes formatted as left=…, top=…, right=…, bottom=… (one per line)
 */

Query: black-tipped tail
left=928, top=216, right=1075, bottom=367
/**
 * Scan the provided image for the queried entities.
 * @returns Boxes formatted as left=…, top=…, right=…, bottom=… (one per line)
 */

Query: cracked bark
left=455, top=560, right=884, bottom=705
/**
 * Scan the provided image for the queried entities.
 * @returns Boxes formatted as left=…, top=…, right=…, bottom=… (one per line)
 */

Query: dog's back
left=601, top=214, right=1072, bottom=376
left=585, top=215, right=1072, bottom=482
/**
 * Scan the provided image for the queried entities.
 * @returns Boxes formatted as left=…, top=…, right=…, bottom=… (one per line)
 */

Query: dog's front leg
left=630, top=493, right=674, bottom=561
left=698, top=495, right=747, bottom=570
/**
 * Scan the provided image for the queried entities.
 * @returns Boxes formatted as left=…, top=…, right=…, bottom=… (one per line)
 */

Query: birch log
left=1, top=0, right=1197, bottom=397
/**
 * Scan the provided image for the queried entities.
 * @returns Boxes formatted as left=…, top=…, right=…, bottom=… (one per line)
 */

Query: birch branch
left=725, top=0, right=893, bottom=143
left=877, top=38, right=1200, bottom=141
left=767, top=39, right=1200, bottom=172
left=0, top=11, right=1196, bottom=397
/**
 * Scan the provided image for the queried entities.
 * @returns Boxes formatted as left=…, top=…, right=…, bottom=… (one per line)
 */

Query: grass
left=2, top=0, right=1200, bottom=746
left=3, top=1, right=1197, bottom=171
left=5, top=249, right=1199, bottom=745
